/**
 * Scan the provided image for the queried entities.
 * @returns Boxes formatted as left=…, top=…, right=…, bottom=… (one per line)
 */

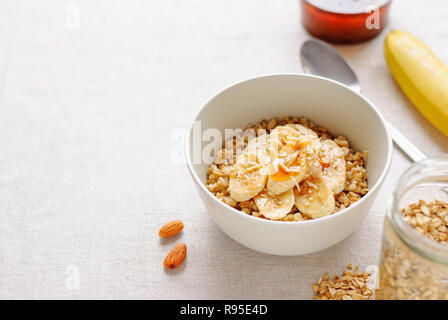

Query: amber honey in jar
left=301, top=0, right=392, bottom=43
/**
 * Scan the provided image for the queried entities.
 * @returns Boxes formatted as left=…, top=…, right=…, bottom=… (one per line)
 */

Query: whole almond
left=164, top=243, right=187, bottom=269
left=159, top=220, right=184, bottom=238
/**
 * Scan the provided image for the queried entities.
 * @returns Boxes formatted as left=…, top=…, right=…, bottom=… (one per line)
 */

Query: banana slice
left=285, top=124, right=318, bottom=138
left=295, top=178, right=335, bottom=219
left=267, top=126, right=318, bottom=195
left=229, top=136, right=271, bottom=202
left=267, top=156, right=309, bottom=195
left=268, top=126, right=301, bottom=154
left=254, top=188, right=295, bottom=220
left=319, top=140, right=346, bottom=194
left=287, top=123, right=324, bottom=179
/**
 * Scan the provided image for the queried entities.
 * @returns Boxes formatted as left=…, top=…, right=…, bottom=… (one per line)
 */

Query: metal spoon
left=300, top=39, right=427, bottom=163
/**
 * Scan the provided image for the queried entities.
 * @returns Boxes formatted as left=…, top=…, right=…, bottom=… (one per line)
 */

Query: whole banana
left=385, top=30, right=448, bottom=137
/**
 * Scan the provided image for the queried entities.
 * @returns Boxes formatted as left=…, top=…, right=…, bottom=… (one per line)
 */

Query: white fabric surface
left=0, top=0, right=447, bottom=299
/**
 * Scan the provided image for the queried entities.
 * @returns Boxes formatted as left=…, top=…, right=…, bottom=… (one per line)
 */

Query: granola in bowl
left=206, top=116, right=368, bottom=222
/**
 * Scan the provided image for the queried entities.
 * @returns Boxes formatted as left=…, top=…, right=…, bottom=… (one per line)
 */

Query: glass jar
left=301, top=0, right=392, bottom=43
left=377, top=156, right=448, bottom=300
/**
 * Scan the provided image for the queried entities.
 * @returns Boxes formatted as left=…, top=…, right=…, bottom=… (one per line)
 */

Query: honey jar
left=301, top=0, right=392, bottom=43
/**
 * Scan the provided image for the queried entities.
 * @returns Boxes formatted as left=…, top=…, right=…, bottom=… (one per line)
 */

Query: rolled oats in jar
left=377, top=156, right=448, bottom=300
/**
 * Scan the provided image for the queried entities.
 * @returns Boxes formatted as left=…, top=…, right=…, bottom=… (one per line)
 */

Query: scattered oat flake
left=312, top=264, right=372, bottom=300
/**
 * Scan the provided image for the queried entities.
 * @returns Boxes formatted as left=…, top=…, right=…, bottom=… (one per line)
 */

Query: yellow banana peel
left=385, top=30, right=448, bottom=137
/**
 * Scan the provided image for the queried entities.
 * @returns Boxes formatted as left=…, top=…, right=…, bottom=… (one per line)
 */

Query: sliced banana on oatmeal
left=229, top=136, right=271, bottom=202
left=295, top=178, right=335, bottom=219
left=285, top=123, right=318, bottom=138
left=254, top=188, right=295, bottom=220
left=319, top=139, right=346, bottom=194
left=268, top=126, right=301, bottom=155
left=267, top=156, right=309, bottom=195
left=267, top=126, right=318, bottom=195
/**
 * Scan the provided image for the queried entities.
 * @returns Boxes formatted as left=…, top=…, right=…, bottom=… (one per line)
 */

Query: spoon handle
left=385, top=120, right=427, bottom=162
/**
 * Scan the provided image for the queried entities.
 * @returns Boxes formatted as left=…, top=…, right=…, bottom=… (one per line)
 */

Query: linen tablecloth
left=0, top=0, right=447, bottom=299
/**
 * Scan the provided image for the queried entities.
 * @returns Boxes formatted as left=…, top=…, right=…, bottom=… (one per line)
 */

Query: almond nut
left=164, top=243, right=187, bottom=269
left=159, top=220, right=184, bottom=238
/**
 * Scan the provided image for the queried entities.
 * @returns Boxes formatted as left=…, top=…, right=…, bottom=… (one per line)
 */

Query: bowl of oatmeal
left=185, top=74, right=392, bottom=255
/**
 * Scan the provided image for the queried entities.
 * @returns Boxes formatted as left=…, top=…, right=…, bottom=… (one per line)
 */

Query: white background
left=0, top=0, right=447, bottom=299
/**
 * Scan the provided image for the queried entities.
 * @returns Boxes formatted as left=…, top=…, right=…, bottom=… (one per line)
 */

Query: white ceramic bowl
left=185, top=74, right=392, bottom=256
